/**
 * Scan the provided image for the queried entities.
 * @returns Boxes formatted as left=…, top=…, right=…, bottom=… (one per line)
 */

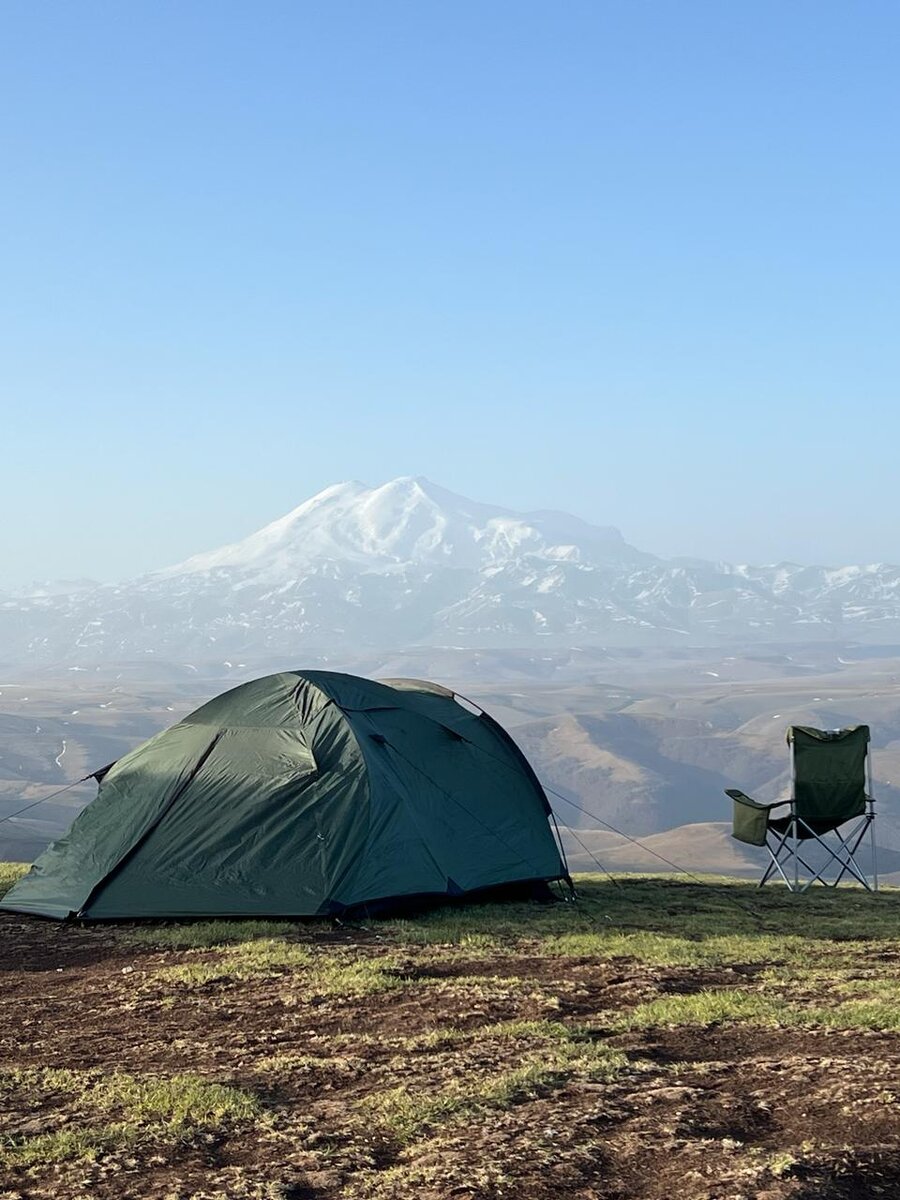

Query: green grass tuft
left=611, top=987, right=900, bottom=1033
left=126, top=919, right=320, bottom=948
left=0, top=1067, right=260, bottom=1166
left=617, top=988, right=791, bottom=1030
left=0, top=862, right=27, bottom=898
left=155, top=939, right=412, bottom=998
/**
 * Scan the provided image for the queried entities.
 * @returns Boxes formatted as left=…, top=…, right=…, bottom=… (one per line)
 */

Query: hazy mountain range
left=3, top=476, right=900, bottom=666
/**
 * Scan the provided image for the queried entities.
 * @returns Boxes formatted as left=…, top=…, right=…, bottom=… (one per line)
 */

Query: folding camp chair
left=726, top=725, right=878, bottom=892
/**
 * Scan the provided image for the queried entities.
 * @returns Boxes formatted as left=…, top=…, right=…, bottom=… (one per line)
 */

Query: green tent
left=1, top=672, right=567, bottom=920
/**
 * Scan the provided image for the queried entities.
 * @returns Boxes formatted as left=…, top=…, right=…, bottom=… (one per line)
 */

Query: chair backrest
left=787, top=725, right=870, bottom=824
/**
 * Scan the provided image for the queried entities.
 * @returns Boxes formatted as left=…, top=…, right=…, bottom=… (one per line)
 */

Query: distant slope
left=560, top=821, right=900, bottom=879
left=515, top=710, right=787, bottom=835
left=560, top=822, right=766, bottom=875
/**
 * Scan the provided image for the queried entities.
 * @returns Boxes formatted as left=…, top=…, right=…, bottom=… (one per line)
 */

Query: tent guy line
left=555, top=819, right=621, bottom=890
left=0, top=774, right=95, bottom=826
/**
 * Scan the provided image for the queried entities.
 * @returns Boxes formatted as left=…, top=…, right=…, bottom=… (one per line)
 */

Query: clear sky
left=2, top=0, right=898, bottom=585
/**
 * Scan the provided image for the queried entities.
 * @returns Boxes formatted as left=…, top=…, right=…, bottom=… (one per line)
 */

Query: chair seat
left=768, top=813, right=865, bottom=840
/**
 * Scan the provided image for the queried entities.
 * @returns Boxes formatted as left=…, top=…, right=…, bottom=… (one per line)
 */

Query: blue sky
left=2, top=0, right=898, bottom=584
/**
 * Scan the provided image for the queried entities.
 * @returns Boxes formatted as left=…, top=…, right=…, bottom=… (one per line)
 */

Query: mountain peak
left=156, top=477, right=638, bottom=579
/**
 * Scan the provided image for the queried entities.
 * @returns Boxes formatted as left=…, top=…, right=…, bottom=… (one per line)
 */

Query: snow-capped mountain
left=158, top=478, right=641, bottom=578
left=3, top=476, right=900, bottom=665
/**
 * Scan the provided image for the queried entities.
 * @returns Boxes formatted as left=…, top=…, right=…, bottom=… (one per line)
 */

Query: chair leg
left=759, top=848, right=785, bottom=887
left=760, top=831, right=799, bottom=889
left=830, top=821, right=871, bottom=888
left=871, top=814, right=879, bottom=892
left=797, top=819, right=872, bottom=891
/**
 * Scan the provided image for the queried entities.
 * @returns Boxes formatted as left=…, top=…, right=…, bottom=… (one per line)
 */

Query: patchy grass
left=359, top=1035, right=627, bottom=1143
left=541, top=928, right=824, bottom=967
left=152, top=941, right=545, bottom=1007
left=0, top=1124, right=138, bottom=1168
left=116, top=876, right=900, bottom=969
left=5, top=871, right=900, bottom=1199
left=402, top=1017, right=579, bottom=1050
left=155, top=940, right=410, bottom=995
left=254, top=1050, right=366, bottom=1075
left=0, top=1066, right=259, bottom=1166
left=609, top=987, right=900, bottom=1034
left=616, top=988, right=793, bottom=1030
left=385, top=876, right=900, bottom=950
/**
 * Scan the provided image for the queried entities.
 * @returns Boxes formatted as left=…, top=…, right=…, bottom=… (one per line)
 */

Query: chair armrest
left=724, top=788, right=788, bottom=812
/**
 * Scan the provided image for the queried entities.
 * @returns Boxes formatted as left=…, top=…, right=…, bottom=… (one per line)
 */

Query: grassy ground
left=3, top=869, right=900, bottom=1198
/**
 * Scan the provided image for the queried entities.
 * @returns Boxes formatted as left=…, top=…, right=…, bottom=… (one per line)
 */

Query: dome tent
left=1, top=672, right=568, bottom=920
